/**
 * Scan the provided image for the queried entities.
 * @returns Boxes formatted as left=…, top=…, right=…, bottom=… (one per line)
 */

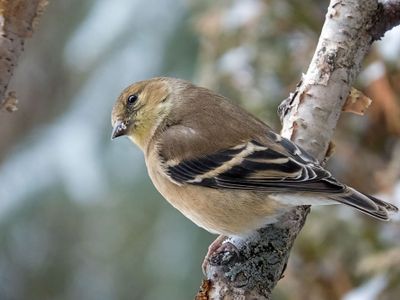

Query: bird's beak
left=111, top=120, right=127, bottom=139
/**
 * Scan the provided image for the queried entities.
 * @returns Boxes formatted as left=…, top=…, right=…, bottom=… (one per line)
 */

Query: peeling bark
left=0, top=0, right=48, bottom=112
left=196, top=0, right=400, bottom=299
left=342, top=88, right=372, bottom=115
left=280, top=0, right=380, bottom=160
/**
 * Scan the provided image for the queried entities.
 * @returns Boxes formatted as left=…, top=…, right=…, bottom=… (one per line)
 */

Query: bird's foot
left=202, top=235, right=240, bottom=275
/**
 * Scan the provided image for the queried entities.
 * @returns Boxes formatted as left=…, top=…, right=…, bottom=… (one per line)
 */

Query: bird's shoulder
left=150, top=91, right=266, bottom=158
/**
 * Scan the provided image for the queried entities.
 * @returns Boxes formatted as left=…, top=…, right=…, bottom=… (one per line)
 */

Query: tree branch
left=0, top=0, right=48, bottom=112
left=196, top=0, right=399, bottom=299
left=370, top=0, right=400, bottom=41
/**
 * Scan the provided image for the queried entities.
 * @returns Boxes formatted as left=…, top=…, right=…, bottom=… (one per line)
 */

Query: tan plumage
left=111, top=77, right=398, bottom=237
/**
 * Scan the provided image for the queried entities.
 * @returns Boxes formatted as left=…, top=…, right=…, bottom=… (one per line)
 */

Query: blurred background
left=0, top=0, right=399, bottom=299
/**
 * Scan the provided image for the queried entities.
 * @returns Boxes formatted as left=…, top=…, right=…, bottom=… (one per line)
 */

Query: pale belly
left=147, top=162, right=289, bottom=236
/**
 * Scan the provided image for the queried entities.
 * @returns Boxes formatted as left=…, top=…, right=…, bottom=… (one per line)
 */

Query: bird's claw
left=202, top=235, right=240, bottom=275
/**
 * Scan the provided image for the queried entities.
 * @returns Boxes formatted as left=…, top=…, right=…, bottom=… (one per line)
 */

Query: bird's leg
left=202, top=235, right=239, bottom=274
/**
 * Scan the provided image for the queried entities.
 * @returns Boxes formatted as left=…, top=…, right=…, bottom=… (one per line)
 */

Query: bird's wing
left=160, top=131, right=345, bottom=194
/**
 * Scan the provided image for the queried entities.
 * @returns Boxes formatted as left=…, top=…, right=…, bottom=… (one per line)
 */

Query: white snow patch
left=376, top=25, right=400, bottom=62
left=342, top=275, right=387, bottom=300
left=359, top=61, right=385, bottom=86
left=218, top=46, right=255, bottom=87
left=222, top=0, right=265, bottom=30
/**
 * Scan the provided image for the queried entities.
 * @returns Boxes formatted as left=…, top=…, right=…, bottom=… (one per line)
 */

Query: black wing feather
left=164, top=138, right=345, bottom=194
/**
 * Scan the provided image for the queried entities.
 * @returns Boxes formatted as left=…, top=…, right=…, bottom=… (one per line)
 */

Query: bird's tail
left=329, top=187, right=398, bottom=221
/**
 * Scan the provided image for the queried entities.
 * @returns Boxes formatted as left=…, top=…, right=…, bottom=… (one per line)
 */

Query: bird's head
left=111, top=77, right=174, bottom=149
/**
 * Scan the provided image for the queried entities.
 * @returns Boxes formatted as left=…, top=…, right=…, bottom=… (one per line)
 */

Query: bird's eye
left=127, top=94, right=138, bottom=105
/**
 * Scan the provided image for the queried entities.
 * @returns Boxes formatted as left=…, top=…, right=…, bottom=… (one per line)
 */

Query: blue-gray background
left=0, top=1, right=399, bottom=299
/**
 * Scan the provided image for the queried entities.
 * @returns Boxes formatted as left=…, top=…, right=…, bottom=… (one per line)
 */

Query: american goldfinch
left=111, top=77, right=398, bottom=238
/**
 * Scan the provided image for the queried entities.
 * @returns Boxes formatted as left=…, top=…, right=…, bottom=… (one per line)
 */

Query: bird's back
left=153, top=79, right=272, bottom=161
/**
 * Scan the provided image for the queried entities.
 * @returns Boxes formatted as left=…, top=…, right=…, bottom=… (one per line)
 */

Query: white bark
left=280, top=0, right=378, bottom=160
left=0, top=0, right=47, bottom=111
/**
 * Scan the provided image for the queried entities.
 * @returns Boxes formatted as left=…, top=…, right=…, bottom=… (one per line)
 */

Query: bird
left=111, top=77, right=398, bottom=267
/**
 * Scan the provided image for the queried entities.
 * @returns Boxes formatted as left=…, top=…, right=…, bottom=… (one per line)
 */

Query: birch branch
left=0, top=0, right=48, bottom=112
left=370, top=0, right=400, bottom=41
left=196, top=0, right=400, bottom=299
